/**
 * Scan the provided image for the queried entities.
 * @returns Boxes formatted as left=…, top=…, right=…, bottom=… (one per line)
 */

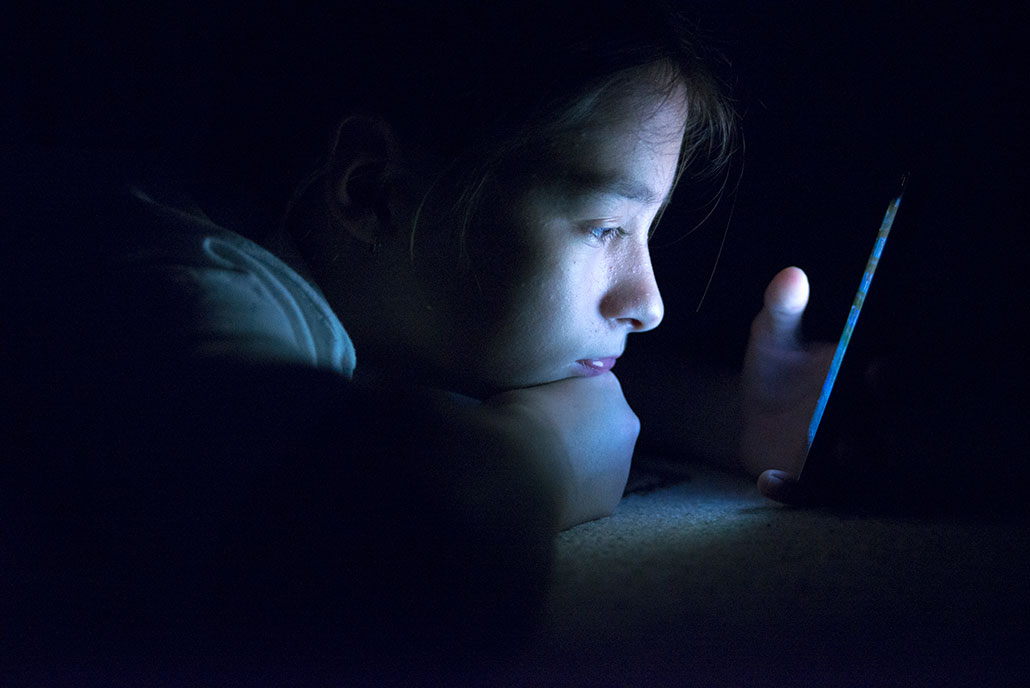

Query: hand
left=740, top=267, right=835, bottom=504
left=486, top=372, right=639, bottom=529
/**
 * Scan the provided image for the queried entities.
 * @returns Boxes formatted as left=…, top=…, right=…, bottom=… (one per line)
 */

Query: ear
left=325, top=115, right=401, bottom=247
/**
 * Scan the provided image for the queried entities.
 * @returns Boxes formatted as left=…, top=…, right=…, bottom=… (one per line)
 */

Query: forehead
left=544, top=67, right=688, bottom=145
left=569, top=80, right=686, bottom=157
left=528, top=76, right=689, bottom=201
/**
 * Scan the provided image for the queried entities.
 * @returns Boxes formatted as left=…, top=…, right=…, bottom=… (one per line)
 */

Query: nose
left=600, top=243, right=664, bottom=332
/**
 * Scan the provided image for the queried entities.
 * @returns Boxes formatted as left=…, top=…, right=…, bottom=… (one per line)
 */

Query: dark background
left=5, top=2, right=1024, bottom=339
left=652, top=2, right=1024, bottom=356
left=5, top=2, right=1026, bottom=509
left=653, top=2, right=1026, bottom=510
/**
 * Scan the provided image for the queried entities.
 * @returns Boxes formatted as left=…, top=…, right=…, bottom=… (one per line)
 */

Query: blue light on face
left=806, top=179, right=907, bottom=451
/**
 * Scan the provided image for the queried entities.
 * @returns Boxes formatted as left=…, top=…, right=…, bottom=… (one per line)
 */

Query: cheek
left=470, top=252, right=578, bottom=363
left=496, top=254, right=599, bottom=357
left=460, top=195, right=601, bottom=361
left=464, top=224, right=560, bottom=316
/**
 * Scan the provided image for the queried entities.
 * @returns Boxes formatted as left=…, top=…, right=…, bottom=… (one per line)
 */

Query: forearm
left=421, top=387, right=629, bottom=531
left=480, top=373, right=640, bottom=530
left=409, top=388, right=566, bottom=533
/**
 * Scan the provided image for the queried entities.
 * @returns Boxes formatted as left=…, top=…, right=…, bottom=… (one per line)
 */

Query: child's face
left=431, top=77, right=687, bottom=396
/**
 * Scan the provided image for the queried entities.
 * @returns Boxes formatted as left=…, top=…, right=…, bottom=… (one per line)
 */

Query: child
left=6, top=0, right=833, bottom=670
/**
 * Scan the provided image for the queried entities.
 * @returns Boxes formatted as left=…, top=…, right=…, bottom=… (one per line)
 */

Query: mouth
left=575, top=356, right=618, bottom=376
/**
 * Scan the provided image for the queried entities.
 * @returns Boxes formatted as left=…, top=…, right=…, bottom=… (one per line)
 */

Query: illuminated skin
left=309, top=75, right=682, bottom=399
left=302, top=70, right=832, bottom=526
left=742, top=268, right=835, bottom=498
left=301, top=76, right=681, bottom=527
left=447, top=82, right=683, bottom=395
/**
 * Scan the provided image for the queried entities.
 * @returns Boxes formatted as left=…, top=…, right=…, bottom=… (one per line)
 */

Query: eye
left=587, top=226, right=624, bottom=244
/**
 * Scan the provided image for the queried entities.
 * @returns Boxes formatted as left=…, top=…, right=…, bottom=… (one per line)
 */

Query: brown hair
left=197, top=0, right=737, bottom=251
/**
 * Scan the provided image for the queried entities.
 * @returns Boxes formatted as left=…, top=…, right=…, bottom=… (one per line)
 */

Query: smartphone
left=797, top=176, right=907, bottom=496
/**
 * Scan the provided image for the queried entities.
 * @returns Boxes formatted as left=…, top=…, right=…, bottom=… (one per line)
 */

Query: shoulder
left=120, top=185, right=358, bottom=376
left=5, top=149, right=355, bottom=377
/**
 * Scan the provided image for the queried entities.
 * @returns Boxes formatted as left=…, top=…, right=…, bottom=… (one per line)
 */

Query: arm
left=340, top=367, right=639, bottom=532
left=482, top=372, right=639, bottom=530
left=374, top=370, right=639, bottom=532
left=10, top=355, right=639, bottom=659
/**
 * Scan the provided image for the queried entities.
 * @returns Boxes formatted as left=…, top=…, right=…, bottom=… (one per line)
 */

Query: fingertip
left=764, top=266, right=810, bottom=314
left=757, top=468, right=786, bottom=494
left=758, top=469, right=804, bottom=505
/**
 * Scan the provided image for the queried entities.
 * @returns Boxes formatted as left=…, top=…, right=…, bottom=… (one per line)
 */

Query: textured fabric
left=119, top=187, right=356, bottom=377
left=522, top=461, right=1030, bottom=685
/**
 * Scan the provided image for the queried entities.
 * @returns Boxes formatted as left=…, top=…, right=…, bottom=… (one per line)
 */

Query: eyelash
left=587, top=226, right=625, bottom=244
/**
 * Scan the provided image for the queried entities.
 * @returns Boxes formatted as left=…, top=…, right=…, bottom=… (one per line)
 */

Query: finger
left=757, top=469, right=810, bottom=505
left=760, top=266, right=810, bottom=349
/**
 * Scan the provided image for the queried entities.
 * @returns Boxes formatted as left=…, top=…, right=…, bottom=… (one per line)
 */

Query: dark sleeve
left=3, top=154, right=553, bottom=674
left=2, top=185, right=549, bottom=674
left=5, top=356, right=554, bottom=671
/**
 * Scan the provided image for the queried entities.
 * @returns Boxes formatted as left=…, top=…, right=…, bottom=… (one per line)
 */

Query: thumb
left=757, top=469, right=811, bottom=505
left=758, top=266, right=810, bottom=349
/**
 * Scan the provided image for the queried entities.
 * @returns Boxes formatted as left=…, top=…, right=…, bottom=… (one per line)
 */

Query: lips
left=575, top=356, right=618, bottom=376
